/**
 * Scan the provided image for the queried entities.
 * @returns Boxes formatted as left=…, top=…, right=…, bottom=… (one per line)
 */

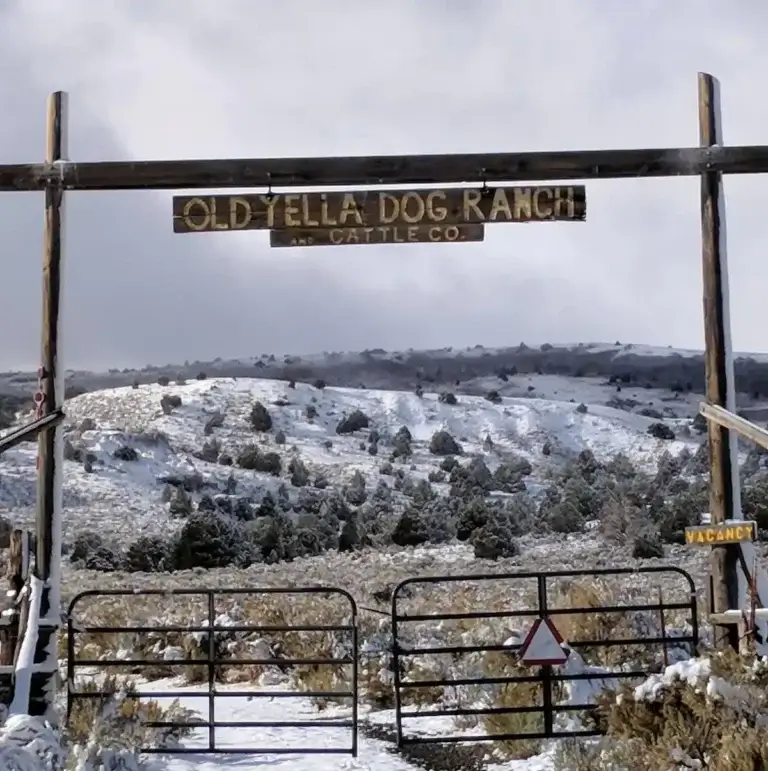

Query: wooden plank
left=5, top=143, right=768, bottom=192
left=685, top=522, right=756, bottom=545
left=32, top=92, right=67, bottom=717
left=172, top=186, right=585, bottom=233
left=0, top=410, right=65, bottom=456
left=36, top=91, right=67, bottom=590
left=699, top=73, right=741, bottom=651
left=700, top=402, right=768, bottom=452
left=175, top=187, right=583, bottom=233
left=0, top=530, right=30, bottom=667
left=270, top=223, right=485, bottom=247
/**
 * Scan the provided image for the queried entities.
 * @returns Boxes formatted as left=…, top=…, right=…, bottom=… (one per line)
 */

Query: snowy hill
left=0, top=375, right=701, bottom=546
left=4, top=340, right=768, bottom=409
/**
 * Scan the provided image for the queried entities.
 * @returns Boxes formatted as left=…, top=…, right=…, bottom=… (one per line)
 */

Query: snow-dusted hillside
left=0, top=376, right=700, bottom=545
left=4, top=340, right=768, bottom=409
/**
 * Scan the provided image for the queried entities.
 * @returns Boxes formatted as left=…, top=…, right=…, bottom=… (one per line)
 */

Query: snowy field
left=0, top=678, right=561, bottom=769
left=136, top=679, right=559, bottom=771
left=0, top=656, right=724, bottom=770
left=122, top=681, right=412, bottom=771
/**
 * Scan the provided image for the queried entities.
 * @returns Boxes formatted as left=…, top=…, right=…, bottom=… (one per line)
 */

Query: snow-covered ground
left=0, top=680, right=558, bottom=770
left=141, top=679, right=557, bottom=771
left=0, top=375, right=701, bottom=545
left=2, top=655, right=752, bottom=771
left=139, top=681, right=441, bottom=771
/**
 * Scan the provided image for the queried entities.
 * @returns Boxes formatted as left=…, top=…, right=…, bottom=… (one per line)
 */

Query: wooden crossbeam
left=0, top=410, right=65, bottom=455
left=699, top=402, right=768, bottom=452
left=2, top=144, right=768, bottom=192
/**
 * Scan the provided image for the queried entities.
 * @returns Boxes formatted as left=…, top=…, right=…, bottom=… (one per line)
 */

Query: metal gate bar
left=391, top=566, right=698, bottom=746
left=67, top=586, right=358, bottom=756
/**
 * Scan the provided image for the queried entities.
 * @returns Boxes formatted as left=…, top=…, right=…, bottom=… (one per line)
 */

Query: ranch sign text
left=269, top=223, right=484, bottom=247
left=172, top=185, right=586, bottom=233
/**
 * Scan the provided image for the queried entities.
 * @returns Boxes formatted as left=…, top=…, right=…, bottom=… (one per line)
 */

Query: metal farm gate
left=66, top=586, right=359, bottom=756
left=390, top=567, right=699, bottom=747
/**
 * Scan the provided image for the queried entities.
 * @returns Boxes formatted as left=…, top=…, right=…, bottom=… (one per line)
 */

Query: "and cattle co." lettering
left=684, top=522, right=756, bottom=545
left=172, top=185, right=586, bottom=233
left=269, top=224, right=485, bottom=248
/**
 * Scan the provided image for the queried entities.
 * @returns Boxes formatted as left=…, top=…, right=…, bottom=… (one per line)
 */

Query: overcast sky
left=1, top=1, right=767, bottom=370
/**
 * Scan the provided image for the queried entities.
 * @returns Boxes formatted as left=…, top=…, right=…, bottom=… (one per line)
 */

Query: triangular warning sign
left=519, top=617, right=569, bottom=666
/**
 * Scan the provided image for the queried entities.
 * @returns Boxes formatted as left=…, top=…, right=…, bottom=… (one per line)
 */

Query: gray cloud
left=1, top=0, right=767, bottom=370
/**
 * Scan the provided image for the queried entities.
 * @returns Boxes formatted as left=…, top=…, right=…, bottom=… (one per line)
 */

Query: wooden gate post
left=0, top=530, right=30, bottom=669
left=698, top=72, right=742, bottom=651
left=30, top=91, right=68, bottom=717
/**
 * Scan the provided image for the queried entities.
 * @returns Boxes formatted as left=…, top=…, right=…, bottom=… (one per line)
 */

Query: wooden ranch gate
left=1, top=72, right=768, bottom=720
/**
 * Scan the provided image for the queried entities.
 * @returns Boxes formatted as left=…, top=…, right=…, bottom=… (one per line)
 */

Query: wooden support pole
left=31, top=91, right=68, bottom=717
left=699, top=72, right=742, bottom=651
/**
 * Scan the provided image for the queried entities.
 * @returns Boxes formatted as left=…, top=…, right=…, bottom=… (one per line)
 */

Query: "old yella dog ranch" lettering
left=172, top=185, right=586, bottom=233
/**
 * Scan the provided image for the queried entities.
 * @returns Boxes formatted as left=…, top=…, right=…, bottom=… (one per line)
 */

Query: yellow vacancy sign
left=684, top=522, right=756, bottom=545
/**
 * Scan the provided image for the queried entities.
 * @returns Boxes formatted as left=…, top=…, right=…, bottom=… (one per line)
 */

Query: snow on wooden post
left=0, top=530, right=31, bottom=670
left=698, top=72, right=742, bottom=652
left=30, top=91, right=68, bottom=717
left=10, top=577, right=44, bottom=716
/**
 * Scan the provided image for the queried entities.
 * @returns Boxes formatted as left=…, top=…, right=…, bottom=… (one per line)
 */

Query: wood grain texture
left=4, top=144, right=768, bottom=191
left=173, top=186, right=585, bottom=233
left=269, top=223, right=485, bottom=247
left=0, top=530, right=30, bottom=667
left=699, top=72, right=740, bottom=650
left=30, top=92, right=68, bottom=717
left=36, top=91, right=67, bottom=592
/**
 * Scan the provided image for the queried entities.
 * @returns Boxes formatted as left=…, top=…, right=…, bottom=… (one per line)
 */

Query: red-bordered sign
left=519, top=617, right=569, bottom=666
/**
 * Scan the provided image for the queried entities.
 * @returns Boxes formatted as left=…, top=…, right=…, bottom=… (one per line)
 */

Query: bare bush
left=64, top=674, right=197, bottom=768
left=555, top=652, right=768, bottom=771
